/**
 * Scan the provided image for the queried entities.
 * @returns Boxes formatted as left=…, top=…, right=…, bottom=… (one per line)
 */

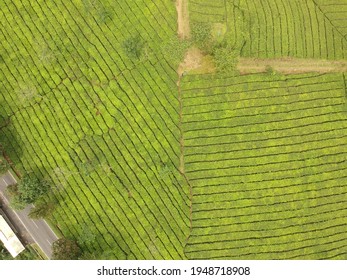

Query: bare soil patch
left=176, top=0, right=190, bottom=39
left=178, top=47, right=215, bottom=76
left=178, top=47, right=203, bottom=76
left=238, top=57, right=347, bottom=74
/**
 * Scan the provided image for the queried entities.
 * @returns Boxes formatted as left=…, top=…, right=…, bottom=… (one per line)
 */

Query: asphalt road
left=0, top=171, right=58, bottom=259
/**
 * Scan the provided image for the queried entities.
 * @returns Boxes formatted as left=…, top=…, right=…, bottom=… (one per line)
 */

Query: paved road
left=0, top=171, right=58, bottom=259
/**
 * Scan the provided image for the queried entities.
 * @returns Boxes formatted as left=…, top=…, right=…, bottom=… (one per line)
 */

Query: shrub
left=213, top=44, right=239, bottom=74
left=52, top=238, right=81, bottom=260
left=161, top=37, right=191, bottom=66
left=191, top=22, right=212, bottom=50
left=122, top=35, right=144, bottom=60
left=17, top=175, right=50, bottom=204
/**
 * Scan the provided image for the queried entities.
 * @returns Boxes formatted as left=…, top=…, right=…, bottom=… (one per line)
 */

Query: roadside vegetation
left=0, top=242, right=41, bottom=260
left=0, top=154, right=9, bottom=174
left=6, top=175, right=51, bottom=210
left=52, top=238, right=81, bottom=260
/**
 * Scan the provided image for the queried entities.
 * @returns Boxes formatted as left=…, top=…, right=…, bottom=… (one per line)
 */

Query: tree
left=7, top=175, right=51, bottom=210
left=122, top=35, right=144, bottom=60
left=17, top=175, right=50, bottom=205
left=28, top=200, right=55, bottom=219
left=5, top=185, right=26, bottom=210
left=52, top=238, right=81, bottom=260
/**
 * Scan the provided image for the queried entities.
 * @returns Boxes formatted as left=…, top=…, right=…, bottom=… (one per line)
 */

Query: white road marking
left=7, top=170, right=17, bottom=183
left=0, top=192, right=10, bottom=204
left=42, top=219, right=59, bottom=239
left=0, top=186, right=49, bottom=258
left=32, top=220, right=40, bottom=229
left=46, top=239, right=52, bottom=245
left=1, top=204, right=45, bottom=257
left=3, top=178, right=8, bottom=185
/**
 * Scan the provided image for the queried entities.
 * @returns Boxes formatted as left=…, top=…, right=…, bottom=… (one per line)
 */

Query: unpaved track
left=176, top=0, right=190, bottom=39
left=176, top=0, right=194, bottom=248
left=238, top=57, right=347, bottom=74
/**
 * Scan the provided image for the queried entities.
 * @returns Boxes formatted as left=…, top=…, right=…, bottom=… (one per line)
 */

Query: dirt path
left=238, top=57, right=347, bottom=74
left=178, top=47, right=204, bottom=76
left=176, top=0, right=190, bottom=39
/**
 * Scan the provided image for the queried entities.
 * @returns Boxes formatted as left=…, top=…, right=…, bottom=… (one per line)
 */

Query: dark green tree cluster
left=52, top=238, right=81, bottom=260
left=28, top=198, right=56, bottom=219
left=190, top=22, right=240, bottom=74
left=7, top=175, right=51, bottom=210
left=122, top=35, right=144, bottom=60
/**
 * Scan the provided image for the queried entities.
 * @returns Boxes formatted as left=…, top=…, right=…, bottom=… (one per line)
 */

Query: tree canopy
left=52, top=238, right=81, bottom=260
left=122, top=35, right=144, bottom=60
left=8, top=175, right=51, bottom=210
left=17, top=175, right=50, bottom=204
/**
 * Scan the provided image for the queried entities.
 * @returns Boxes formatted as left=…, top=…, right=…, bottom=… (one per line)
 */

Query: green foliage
left=28, top=200, right=56, bottom=219
left=162, top=37, right=191, bottom=66
left=4, top=0, right=347, bottom=261
left=0, top=155, right=9, bottom=174
left=17, top=175, right=50, bottom=204
left=77, top=224, right=96, bottom=247
left=0, top=243, right=40, bottom=260
left=0, top=0, right=191, bottom=260
left=182, top=73, right=347, bottom=259
left=122, top=35, right=144, bottom=60
left=0, top=243, right=11, bottom=260
left=191, top=22, right=212, bottom=50
left=10, top=195, right=27, bottom=210
left=8, top=175, right=51, bottom=210
left=213, top=44, right=239, bottom=74
left=52, top=238, right=81, bottom=260
left=5, top=184, right=18, bottom=197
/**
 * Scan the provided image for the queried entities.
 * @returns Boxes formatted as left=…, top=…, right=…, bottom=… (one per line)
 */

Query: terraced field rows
left=182, top=73, right=347, bottom=259
left=1, top=0, right=347, bottom=261
left=0, top=0, right=189, bottom=259
left=189, top=0, right=226, bottom=23
left=189, top=0, right=347, bottom=59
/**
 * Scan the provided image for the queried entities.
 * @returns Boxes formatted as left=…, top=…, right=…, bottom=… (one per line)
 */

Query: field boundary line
left=343, top=73, right=347, bottom=100
left=177, top=73, right=194, bottom=254
left=238, top=58, right=347, bottom=74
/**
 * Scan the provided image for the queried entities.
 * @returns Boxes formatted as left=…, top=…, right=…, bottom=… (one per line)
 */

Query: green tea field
left=0, top=0, right=346, bottom=260
left=182, top=72, right=347, bottom=259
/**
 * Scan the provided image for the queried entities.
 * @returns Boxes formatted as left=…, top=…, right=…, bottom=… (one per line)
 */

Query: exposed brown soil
left=176, top=0, right=190, bottom=39
left=178, top=47, right=204, bottom=76
left=238, top=57, right=347, bottom=74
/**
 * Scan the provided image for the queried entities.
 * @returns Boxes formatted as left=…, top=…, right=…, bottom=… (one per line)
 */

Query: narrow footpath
left=176, top=0, right=194, bottom=246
